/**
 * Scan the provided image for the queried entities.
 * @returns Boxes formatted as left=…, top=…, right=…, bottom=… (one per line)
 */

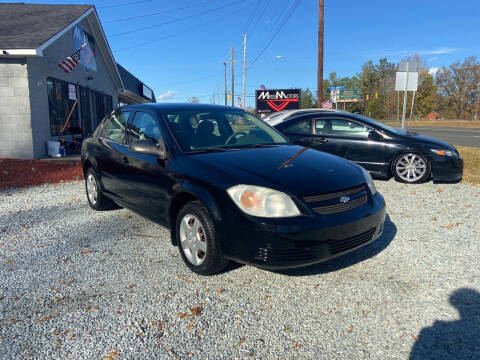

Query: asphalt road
left=407, top=126, right=480, bottom=148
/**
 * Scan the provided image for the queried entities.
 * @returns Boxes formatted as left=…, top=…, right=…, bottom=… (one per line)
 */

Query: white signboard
left=395, top=72, right=418, bottom=91
left=68, top=84, right=76, bottom=100
left=330, top=89, right=339, bottom=103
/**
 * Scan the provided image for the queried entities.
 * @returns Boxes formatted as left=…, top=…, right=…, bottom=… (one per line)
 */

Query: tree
left=415, top=72, right=437, bottom=118
left=301, top=88, right=316, bottom=108
left=436, top=56, right=480, bottom=119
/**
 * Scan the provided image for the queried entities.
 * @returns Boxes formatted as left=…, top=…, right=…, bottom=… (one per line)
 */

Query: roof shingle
left=0, top=3, right=93, bottom=49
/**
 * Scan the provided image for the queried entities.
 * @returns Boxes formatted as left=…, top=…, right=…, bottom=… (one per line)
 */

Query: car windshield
left=352, top=114, right=407, bottom=135
left=164, top=108, right=288, bottom=153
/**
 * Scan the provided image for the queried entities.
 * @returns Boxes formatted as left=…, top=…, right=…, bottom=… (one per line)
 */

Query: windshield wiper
left=248, top=143, right=285, bottom=148
left=187, top=147, right=241, bottom=154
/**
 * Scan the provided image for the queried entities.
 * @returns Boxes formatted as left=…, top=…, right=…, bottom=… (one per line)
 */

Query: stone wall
left=0, top=58, right=34, bottom=159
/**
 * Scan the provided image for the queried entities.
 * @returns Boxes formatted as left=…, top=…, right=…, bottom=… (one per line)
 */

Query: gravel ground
left=0, top=180, right=479, bottom=359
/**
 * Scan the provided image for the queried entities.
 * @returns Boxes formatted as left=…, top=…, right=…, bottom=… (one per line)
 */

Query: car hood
left=188, top=145, right=365, bottom=196
left=405, top=132, right=456, bottom=150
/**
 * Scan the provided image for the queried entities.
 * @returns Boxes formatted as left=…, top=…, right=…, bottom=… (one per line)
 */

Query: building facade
left=0, top=4, right=155, bottom=159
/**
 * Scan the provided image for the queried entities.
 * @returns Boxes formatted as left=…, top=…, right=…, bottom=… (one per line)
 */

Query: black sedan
left=81, top=103, right=385, bottom=275
left=272, top=110, right=463, bottom=183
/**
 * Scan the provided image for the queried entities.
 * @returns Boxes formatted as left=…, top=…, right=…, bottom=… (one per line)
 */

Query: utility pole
left=216, top=84, right=220, bottom=105
left=223, top=62, right=227, bottom=105
left=317, top=0, right=324, bottom=105
left=231, top=47, right=235, bottom=107
left=242, top=34, right=247, bottom=109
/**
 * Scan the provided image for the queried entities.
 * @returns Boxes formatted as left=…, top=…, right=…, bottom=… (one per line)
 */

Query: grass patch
left=382, top=120, right=480, bottom=128
left=456, top=146, right=480, bottom=185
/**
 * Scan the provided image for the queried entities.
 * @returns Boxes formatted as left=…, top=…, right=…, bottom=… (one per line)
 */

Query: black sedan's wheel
left=176, top=201, right=229, bottom=275
left=392, top=153, right=431, bottom=183
left=85, top=168, right=116, bottom=210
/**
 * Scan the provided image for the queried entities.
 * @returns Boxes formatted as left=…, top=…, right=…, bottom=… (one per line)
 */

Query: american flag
left=58, top=44, right=85, bottom=74
left=320, top=100, right=333, bottom=109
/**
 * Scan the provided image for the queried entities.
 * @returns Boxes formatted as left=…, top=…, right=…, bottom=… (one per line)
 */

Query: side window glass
left=315, top=118, right=331, bottom=135
left=284, top=119, right=312, bottom=134
left=100, top=111, right=129, bottom=143
left=130, top=112, right=161, bottom=143
left=330, top=119, right=369, bottom=138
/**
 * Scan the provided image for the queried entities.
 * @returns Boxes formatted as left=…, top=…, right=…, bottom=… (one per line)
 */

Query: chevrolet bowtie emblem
left=339, top=196, right=350, bottom=203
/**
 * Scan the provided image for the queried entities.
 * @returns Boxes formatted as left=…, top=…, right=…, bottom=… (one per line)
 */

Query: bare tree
left=436, top=56, right=480, bottom=119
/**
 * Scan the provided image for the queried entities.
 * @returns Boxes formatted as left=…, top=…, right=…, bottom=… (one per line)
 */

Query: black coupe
left=82, top=104, right=385, bottom=275
left=271, top=110, right=463, bottom=183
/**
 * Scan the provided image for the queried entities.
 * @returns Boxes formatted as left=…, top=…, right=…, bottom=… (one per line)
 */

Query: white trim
left=90, top=8, right=124, bottom=91
left=0, top=49, right=38, bottom=56
left=36, top=7, right=94, bottom=56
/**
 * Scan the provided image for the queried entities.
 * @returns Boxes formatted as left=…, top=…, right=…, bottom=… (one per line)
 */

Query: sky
left=6, top=0, right=480, bottom=107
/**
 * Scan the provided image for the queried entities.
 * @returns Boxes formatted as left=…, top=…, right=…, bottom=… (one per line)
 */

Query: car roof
left=263, top=108, right=344, bottom=126
left=120, top=103, right=242, bottom=114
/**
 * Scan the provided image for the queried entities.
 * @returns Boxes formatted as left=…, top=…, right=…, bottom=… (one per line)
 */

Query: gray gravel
left=0, top=180, right=479, bottom=359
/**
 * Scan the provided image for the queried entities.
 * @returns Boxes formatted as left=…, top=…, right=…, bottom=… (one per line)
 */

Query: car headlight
left=227, top=185, right=300, bottom=217
left=431, top=149, right=455, bottom=157
left=360, top=167, right=376, bottom=195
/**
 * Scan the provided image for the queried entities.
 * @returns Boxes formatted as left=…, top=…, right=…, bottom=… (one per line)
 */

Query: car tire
left=176, top=201, right=229, bottom=275
left=392, top=153, right=431, bottom=184
left=85, top=167, right=117, bottom=211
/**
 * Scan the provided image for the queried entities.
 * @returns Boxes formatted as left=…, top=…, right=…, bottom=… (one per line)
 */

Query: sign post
left=396, top=62, right=418, bottom=129
left=401, top=62, right=409, bottom=129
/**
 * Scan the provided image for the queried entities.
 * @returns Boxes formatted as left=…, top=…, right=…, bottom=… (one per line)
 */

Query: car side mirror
left=368, top=130, right=381, bottom=140
left=129, top=139, right=167, bottom=159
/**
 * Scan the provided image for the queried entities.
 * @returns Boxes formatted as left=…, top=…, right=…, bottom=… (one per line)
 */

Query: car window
left=164, top=109, right=287, bottom=152
left=284, top=119, right=312, bottom=134
left=99, top=111, right=130, bottom=143
left=316, top=118, right=369, bottom=138
left=129, top=112, right=162, bottom=143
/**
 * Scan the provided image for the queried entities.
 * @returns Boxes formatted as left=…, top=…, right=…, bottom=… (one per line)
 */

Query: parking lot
left=1, top=180, right=479, bottom=359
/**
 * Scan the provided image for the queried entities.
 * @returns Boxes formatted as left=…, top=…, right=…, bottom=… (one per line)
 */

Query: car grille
left=302, top=184, right=367, bottom=215
left=254, top=247, right=317, bottom=263
left=328, top=228, right=376, bottom=254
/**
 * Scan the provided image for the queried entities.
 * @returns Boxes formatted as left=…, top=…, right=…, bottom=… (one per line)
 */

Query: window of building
left=46, top=77, right=79, bottom=136
left=94, top=91, right=113, bottom=129
left=79, top=86, right=92, bottom=135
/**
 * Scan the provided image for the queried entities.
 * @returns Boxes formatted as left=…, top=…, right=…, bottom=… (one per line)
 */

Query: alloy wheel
left=179, top=214, right=207, bottom=266
left=395, top=153, right=427, bottom=183
left=86, top=173, right=98, bottom=205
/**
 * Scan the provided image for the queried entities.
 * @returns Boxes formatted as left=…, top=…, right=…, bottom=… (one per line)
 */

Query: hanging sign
left=68, top=84, right=76, bottom=100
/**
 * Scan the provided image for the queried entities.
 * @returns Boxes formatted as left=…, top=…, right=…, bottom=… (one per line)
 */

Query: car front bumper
left=221, top=192, right=386, bottom=270
left=431, top=155, right=463, bottom=181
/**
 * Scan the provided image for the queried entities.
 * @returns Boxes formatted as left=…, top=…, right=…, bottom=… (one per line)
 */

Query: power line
left=98, top=0, right=152, bottom=9
left=247, top=0, right=302, bottom=69
left=248, top=0, right=288, bottom=53
left=109, top=0, right=246, bottom=37
left=103, top=0, right=218, bottom=24
left=114, top=3, right=252, bottom=52
left=245, top=0, right=270, bottom=39
left=240, top=0, right=263, bottom=35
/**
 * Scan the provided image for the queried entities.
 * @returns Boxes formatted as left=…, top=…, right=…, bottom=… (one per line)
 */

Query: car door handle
left=314, top=138, right=328, bottom=143
left=121, top=157, right=129, bottom=165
